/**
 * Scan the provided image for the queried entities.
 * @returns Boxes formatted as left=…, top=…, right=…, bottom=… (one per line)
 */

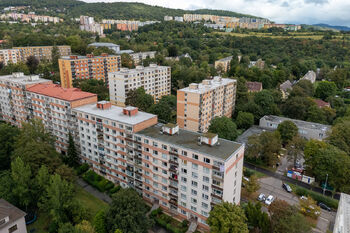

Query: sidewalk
left=77, top=178, right=112, bottom=204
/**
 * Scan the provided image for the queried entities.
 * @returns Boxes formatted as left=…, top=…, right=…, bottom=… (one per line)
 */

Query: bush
left=108, top=185, right=121, bottom=195
left=295, top=186, right=338, bottom=209
left=76, top=163, right=89, bottom=175
left=83, top=170, right=117, bottom=193
left=151, top=208, right=188, bottom=233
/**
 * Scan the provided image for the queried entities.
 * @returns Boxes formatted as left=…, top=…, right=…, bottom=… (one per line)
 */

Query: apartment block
left=108, top=64, right=171, bottom=106
left=73, top=101, right=244, bottom=230
left=0, top=73, right=52, bottom=127
left=13, top=45, right=71, bottom=62
left=0, top=199, right=27, bottom=233
left=0, top=49, right=20, bottom=65
left=130, top=51, right=156, bottom=65
left=214, top=56, right=233, bottom=72
left=177, top=77, right=237, bottom=133
left=59, top=54, right=121, bottom=88
left=259, top=115, right=331, bottom=140
left=26, top=83, right=97, bottom=154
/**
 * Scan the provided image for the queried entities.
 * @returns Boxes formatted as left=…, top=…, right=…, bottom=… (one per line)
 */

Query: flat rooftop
left=236, top=125, right=273, bottom=144
left=334, top=193, right=350, bottom=233
left=0, top=73, right=51, bottom=85
left=137, top=124, right=242, bottom=161
left=73, top=103, right=156, bottom=126
left=111, top=64, right=169, bottom=75
left=217, top=56, right=233, bottom=62
left=60, top=55, right=119, bottom=60
left=179, top=77, right=236, bottom=94
left=261, top=115, right=331, bottom=131
left=88, top=42, right=119, bottom=47
left=0, top=199, right=26, bottom=230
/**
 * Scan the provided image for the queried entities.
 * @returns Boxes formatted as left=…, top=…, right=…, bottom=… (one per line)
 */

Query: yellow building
left=59, top=53, right=121, bottom=88
left=13, top=45, right=71, bottom=62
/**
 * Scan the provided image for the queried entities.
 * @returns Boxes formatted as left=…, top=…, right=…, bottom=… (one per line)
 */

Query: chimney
left=189, top=83, right=199, bottom=90
left=86, top=54, right=94, bottom=58
left=70, top=55, right=78, bottom=59
left=162, top=123, right=179, bottom=135
left=101, top=53, right=108, bottom=57
left=202, top=79, right=211, bottom=85
left=123, top=106, right=138, bottom=116
left=96, top=101, right=111, bottom=110
left=200, top=133, right=218, bottom=146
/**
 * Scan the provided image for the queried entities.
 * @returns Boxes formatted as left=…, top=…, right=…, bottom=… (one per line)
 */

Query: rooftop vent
left=149, top=63, right=157, bottom=68
left=86, top=54, right=94, bottom=58
left=161, top=123, right=179, bottom=135
left=70, top=55, right=78, bottom=59
left=96, top=101, right=111, bottom=110
left=200, top=133, right=218, bottom=146
left=101, top=53, right=109, bottom=57
left=136, top=65, right=144, bottom=70
left=213, top=76, right=222, bottom=82
left=123, top=106, right=138, bottom=116
left=12, top=72, right=24, bottom=78
left=202, top=79, right=211, bottom=85
left=29, top=75, right=39, bottom=81
left=189, top=83, right=199, bottom=90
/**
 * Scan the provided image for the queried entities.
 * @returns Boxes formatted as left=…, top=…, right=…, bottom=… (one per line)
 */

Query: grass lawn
left=27, top=184, right=109, bottom=232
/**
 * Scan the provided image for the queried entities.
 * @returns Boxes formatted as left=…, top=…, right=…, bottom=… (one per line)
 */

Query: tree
left=315, top=81, right=337, bottom=100
left=286, top=136, right=306, bottom=165
left=55, top=164, right=76, bottom=183
left=0, top=123, right=19, bottom=170
left=125, top=87, right=154, bottom=111
left=236, top=111, right=254, bottom=130
left=121, top=53, right=134, bottom=68
left=245, top=175, right=260, bottom=195
left=11, top=157, right=32, bottom=210
left=76, top=79, right=108, bottom=101
left=282, top=96, right=314, bottom=121
left=299, top=196, right=321, bottom=219
left=208, top=116, right=239, bottom=141
left=66, top=132, right=79, bottom=168
left=244, top=202, right=270, bottom=233
left=34, top=165, right=50, bottom=204
left=253, top=90, right=280, bottom=117
left=167, top=44, right=178, bottom=57
left=328, top=120, right=350, bottom=155
left=52, top=45, right=60, bottom=71
left=26, top=55, right=39, bottom=74
left=93, top=210, right=107, bottom=233
left=39, top=174, right=75, bottom=224
left=207, top=202, right=248, bottom=233
left=106, top=188, right=152, bottom=233
left=75, top=220, right=95, bottom=233
left=277, top=120, right=298, bottom=145
left=148, top=95, right=177, bottom=123
left=12, top=119, right=61, bottom=174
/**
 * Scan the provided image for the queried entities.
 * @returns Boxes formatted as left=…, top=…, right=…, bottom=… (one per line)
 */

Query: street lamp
left=323, top=173, right=328, bottom=196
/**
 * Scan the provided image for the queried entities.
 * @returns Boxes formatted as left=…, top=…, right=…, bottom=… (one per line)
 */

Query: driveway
left=258, top=177, right=335, bottom=233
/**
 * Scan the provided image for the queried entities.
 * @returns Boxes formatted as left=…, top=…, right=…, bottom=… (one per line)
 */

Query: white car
left=258, top=193, right=266, bottom=202
left=265, top=195, right=275, bottom=205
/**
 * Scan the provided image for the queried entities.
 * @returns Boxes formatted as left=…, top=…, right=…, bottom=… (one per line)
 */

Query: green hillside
left=0, top=0, right=262, bottom=21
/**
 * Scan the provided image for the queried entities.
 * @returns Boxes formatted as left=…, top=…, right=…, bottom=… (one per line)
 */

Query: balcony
left=169, top=165, right=178, bottom=173
left=169, top=192, right=178, bottom=199
left=169, top=198, right=178, bottom=206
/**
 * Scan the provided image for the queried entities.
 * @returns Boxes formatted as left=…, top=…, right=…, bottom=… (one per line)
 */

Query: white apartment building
left=73, top=101, right=244, bottom=231
left=0, top=73, right=52, bottom=127
left=0, top=49, right=20, bottom=65
left=109, top=64, right=171, bottom=106
left=130, top=51, right=156, bottom=65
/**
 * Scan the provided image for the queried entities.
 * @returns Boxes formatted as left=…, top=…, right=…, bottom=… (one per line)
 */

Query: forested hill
left=0, top=0, right=262, bottom=21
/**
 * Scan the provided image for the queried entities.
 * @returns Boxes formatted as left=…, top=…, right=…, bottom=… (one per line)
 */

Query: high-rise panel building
left=177, top=77, right=237, bottom=133
left=13, top=45, right=71, bottom=62
left=0, top=49, right=20, bottom=65
left=59, top=54, right=121, bottom=88
left=108, top=64, right=171, bottom=106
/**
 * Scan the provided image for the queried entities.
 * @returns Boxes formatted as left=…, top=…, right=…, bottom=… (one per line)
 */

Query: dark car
left=318, top=202, right=331, bottom=211
left=282, top=183, right=292, bottom=193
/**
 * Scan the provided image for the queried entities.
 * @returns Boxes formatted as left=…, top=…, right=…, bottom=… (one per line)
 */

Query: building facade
left=130, top=51, right=156, bottom=65
left=59, top=54, right=121, bottom=88
left=88, top=42, right=120, bottom=53
left=13, top=46, right=71, bottom=62
left=73, top=101, right=244, bottom=230
left=0, top=49, right=20, bottom=65
left=259, top=115, right=331, bottom=140
left=333, top=193, right=350, bottom=233
left=0, top=73, right=52, bottom=127
left=26, top=83, right=97, bottom=154
left=177, top=77, right=237, bottom=133
left=0, top=199, right=27, bottom=233
left=108, top=64, right=171, bottom=106
left=214, top=56, right=233, bottom=72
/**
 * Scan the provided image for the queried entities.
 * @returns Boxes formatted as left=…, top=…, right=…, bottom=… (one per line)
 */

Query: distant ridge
left=0, top=0, right=265, bottom=21
left=313, top=23, right=350, bottom=32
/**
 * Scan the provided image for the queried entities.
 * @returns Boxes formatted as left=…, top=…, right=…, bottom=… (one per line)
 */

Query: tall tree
left=51, top=45, right=60, bottom=71
left=245, top=175, right=260, bottom=195
left=0, top=123, right=19, bottom=170
left=106, top=188, right=152, bottom=233
left=66, top=132, right=79, bottom=168
left=26, top=55, right=39, bottom=74
left=207, top=202, right=248, bottom=233
left=208, top=116, right=239, bottom=141
left=286, top=136, right=306, bottom=165
left=125, top=87, right=154, bottom=111
left=235, top=111, right=254, bottom=130
left=328, top=120, right=350, bottom=155
left=277, top=120, right=298, bottom=145
left=244, top=202, right=270, bottom=233
left=11, top=157, right=32, bottom=210
left=315, top=81, right=337, bottom=100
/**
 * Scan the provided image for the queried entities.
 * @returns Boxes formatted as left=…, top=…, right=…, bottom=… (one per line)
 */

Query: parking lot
left=258, top=176, right=336, bottom=233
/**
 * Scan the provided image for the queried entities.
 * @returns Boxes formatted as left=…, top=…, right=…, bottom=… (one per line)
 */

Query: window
left=192, top=172, right=198, bottom=179
left=162, top=154, right=167, bottom=159
left=191, top=198, right=197, bottom=204
left=182, top=151, right=187, bottom=156
left=202, top=193, right=209, bottom=200
left=181, top=177, right=187, bottom=183
left=181, top=185, right=187, bottom=191
left=181, top=193, right=187, bottom=200
left=144, top=139, right=149, bottom=144
left=191, top=189, right=197, bottom=196
left=162, top=144, right=167, bottom=150
left=202, top=202, right=208, bottom=209
left=203, top=176, right=209, bottom=183
left=192, top=163, right=198, bottom=170
left=191, top=181, right=198, bottom=187
left=202, top=185, right=209, bottom=192
left=203, top=167, right=210, bottom=174
left=203, top=157, right=210, bottom=164
left=153, top=142, right=158, bottom=147
left=192, top=154, right=198, bottom=160
left=8, top=225, right=18, bottom=233
left=191, top=206, right=197, bottom=212
left=181, top=168, right=187, bottom=174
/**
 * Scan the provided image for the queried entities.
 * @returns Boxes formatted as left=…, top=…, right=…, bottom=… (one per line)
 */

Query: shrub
left=76, top=163, right=89, bottom=175
left=108, top=185, right=121, bottom=195
left=295, top=187, right=338, bottom=209
left=150, top=208, right=188, bottom=233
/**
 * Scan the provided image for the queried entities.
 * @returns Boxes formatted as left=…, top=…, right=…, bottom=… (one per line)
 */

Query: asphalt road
left=258, top=177, right=336, bottom=233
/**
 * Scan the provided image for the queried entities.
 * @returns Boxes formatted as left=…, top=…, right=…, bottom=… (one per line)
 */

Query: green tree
left=167, top=44, right=178, bottom=57
left=34, top=165, right=50, bottom=204
left=244, top=202, right=270, bottom=233
left=121, top=53, right=134, bottom=68
left=235, top=111, right=254, bottom=130
left=282, top=96, right=314, bottom=121
left=307, top=105, right=327, bottom=124
left=207, top=202, right=248, bottom=233
left=315, top=81, right=337, bottom=100
left=93, top=210, right=107, bottom=233
left=148, top=95, right=177, bottom=123
left=208, top=116, right=238, bottom=141
left=52, top=45, right=60, bottom=71
left=66, top=132, right=79, bottom=168
left=26, top=55, right=39, bottom=74
left=11, top=157, right=32, bottom=210
left=76, top=79, right=108, bottom=101
left=286, top=136, right=306, bottom=165
left=106, top=188, right=152, bottom=233
left=125, top=87, right=154, bottom=111
left=328, top=120, right=350, bottom=155
left=277, top=120, right=298, bottom=145
left=245, top=175, right=260, bottom=195
left=39, top=174, right=75, bottom=224
left=0, top=123, right=19, bottom=170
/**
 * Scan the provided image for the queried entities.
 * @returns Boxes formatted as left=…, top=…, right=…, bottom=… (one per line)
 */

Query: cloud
left=82, top=0, right=350, bottom=26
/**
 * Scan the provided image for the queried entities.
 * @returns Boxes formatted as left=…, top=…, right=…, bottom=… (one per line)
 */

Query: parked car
left=318, top=202, right=331, bottom=211
left=258, top=193, right=266, bottom=202
left=265, top=195, right=275, bottom=205
left=300, top=196, right=308, bottom=200
left=282, top=183, right=292, bottom=193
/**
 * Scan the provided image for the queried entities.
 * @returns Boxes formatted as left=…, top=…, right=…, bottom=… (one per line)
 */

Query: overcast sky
left=82, top=0, right=350, bottom=26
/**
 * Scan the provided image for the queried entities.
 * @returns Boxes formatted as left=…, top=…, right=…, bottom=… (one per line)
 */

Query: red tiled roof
left=313, top=99, right=330, bottom=108
left=27, top=83, right=97, bottom=102
left=246, top=81, right=263, bottom=92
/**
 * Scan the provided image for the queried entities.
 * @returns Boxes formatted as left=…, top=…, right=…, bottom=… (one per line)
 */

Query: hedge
left=295, top=186, right=339, bottom=209
left=150, top=208, right=189, bottom=233
left=82, top=170, right=120, bottom=194
left=76, top=163, right=90, bottom=175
